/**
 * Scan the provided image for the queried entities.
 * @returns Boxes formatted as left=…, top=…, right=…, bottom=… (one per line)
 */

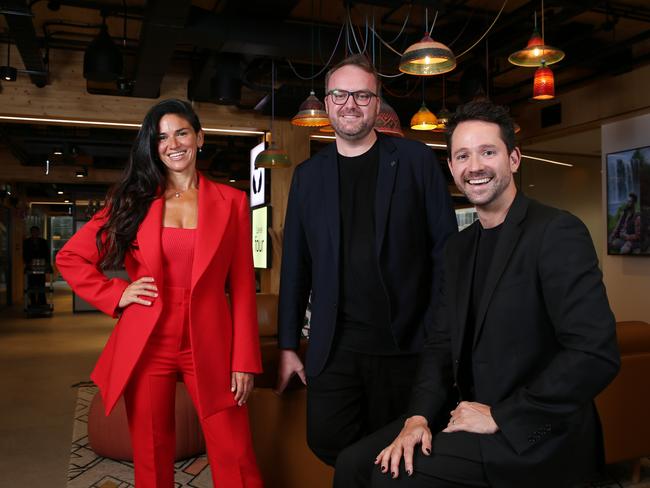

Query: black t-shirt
left=458, top=222, right=503, bottom=400
left=336, top=141, right=397, bottom=354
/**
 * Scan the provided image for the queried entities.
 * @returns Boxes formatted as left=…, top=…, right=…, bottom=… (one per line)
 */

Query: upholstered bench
left=595, top=320, right=650, bottom=483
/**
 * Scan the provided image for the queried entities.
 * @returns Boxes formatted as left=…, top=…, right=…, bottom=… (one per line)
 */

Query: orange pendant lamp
left=291, top=90, right=330, bottom=127
left=533, top=62, right=555, bottom=100
left=410, top=104, right=438, bottom=130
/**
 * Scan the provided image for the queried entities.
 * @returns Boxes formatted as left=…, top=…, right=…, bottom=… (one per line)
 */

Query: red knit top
left=161, top=227, right=196, bottom=289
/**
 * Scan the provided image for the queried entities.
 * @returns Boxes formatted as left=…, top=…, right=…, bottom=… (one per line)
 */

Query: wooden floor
left=0, top=285, right=114, bottom=488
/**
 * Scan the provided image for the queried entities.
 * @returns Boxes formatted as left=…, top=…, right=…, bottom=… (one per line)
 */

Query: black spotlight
left=0, top=65, right=17, bottom=82
left=83, top=24, right=123, bottom=82
left=1, top=40, right=17, bottom=82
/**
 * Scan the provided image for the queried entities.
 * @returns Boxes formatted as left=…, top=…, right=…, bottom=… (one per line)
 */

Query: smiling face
left=448, top=120, right=520, bottom=214
left=157, top=113, right=204, bottom=175
left=325, top=65, right=380, bottom=142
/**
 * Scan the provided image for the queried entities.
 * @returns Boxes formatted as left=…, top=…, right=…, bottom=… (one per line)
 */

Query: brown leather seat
left=595, top=320, right=650, bottom=482
left=249, top=293, right=334, bottom=488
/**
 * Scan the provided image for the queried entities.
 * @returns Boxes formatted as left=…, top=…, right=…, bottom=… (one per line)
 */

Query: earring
left=198, top=146, right=202, bottom=153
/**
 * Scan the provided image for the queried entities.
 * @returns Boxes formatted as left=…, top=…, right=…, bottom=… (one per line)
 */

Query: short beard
left=331, top=119, right=374, bottom=141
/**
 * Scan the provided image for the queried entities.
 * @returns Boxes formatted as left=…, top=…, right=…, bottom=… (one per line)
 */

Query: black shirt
left=336, top=141, right=397, bottom=354
left=458, top=222, right=503, bottom=400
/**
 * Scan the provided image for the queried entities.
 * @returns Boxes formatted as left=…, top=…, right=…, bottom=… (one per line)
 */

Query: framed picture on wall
left=606, top=145, right=650, bottom=255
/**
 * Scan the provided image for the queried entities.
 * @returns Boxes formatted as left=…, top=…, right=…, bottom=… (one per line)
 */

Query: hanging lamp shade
left=255, top=141, right=291, bottom=168
left=432, top=106, right=452, bottom=132
left=399, top=34, right=456, bottom=76
left=291, top=90, right=330, bottom=127
left=508, top=29, right=564, bottom=67
left=83, top=24, right=123, bottom=82
left=319, top=124, right=335, bottom=133
left=410, top=104, right=438, bottom=130
left=533, top=63, right=555, bottom=100
left=375, top=98, right=404, bottom=137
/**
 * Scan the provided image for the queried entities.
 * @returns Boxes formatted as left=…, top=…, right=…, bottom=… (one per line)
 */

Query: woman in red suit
left=56, top=99, right=263, bottom=488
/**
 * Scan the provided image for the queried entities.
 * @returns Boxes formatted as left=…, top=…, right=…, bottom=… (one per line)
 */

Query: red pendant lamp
left=533, top=62, right=555, bottom=100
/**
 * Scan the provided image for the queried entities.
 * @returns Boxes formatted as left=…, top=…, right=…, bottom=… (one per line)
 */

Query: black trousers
left=335, top=417, right=490, bottom=488
left=306, top=346, right=418, bottom=466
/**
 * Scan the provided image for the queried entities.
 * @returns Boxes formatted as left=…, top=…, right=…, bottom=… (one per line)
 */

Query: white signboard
left=250, top=141, right=266, bottom=208
left=252, top=206, right=269, bottom=269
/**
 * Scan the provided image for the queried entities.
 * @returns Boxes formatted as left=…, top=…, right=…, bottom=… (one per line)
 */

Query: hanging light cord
left=122, top=0, right=127, bottom=47
left=286, top=22, right=345, bottom=80
left=541, top=0, right=545, bottom=41
left=270, top=60, right=275, bottom=142
left=287, top=0, right=506, bottom=82
left=455, top=0, right=508, bottom=60
left=347, top=7, right=368, bottom=54
left=427, top=10, right=439, bottom=36
left=386, top=4, right=412, bottom=44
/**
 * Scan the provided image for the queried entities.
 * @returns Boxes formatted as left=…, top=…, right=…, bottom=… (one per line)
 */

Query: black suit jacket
left=408, top=192, right=620, bottom=487
left=278, top=133, right=457, bottom=377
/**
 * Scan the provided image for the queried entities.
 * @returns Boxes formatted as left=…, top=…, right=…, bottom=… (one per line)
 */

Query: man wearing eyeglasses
left=276, top=54, right=457, bottom=467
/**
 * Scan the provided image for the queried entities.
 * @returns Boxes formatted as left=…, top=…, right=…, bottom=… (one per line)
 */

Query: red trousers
left=124, top=287, right=263, bottom=488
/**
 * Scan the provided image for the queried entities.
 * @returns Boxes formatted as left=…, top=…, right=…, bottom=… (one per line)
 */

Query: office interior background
left=1, top=0, right=649, bottom=487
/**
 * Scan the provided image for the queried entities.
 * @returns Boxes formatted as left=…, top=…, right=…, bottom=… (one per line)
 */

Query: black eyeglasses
left=326, top=89, right=377, bottom=106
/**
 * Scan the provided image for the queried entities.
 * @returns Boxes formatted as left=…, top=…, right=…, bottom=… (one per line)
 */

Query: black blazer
left=408, top=192, right=620, bottom=488
left=278, top=133, right=457, bottom=377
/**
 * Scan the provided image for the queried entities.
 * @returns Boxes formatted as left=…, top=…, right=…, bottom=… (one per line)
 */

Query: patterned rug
left=67, top=386, right=212, bottom=488
left=67, top=386, right=649, bottom=488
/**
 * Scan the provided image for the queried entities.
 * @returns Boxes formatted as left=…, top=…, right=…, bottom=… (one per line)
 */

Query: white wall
left=601, top=113, right=650, bottom=322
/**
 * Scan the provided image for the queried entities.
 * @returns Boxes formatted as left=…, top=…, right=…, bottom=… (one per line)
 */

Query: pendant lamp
left=410, top=104, right=438, bottom=130
left=508, top=4, right=564, bottom=67
left=532, top=62, right=555, bottom=100
left=291, top=90, right=330, bottom=127
left=319, top=124, right=335, bottom=133
left=83, top=21, right=123, bottom=82
left=255, top=61, right=291, bottom=169
left=291, top=4, right=329, bottom=128
left=399, top=33, right=456, bottom=76
left=375, top=98, right=404, bottom=137
left=433, top=76, right=451, bottom=132
left=410, top=79, right=437, bottom=130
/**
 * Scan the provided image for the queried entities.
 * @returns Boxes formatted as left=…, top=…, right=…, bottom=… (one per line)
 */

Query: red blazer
left=56, top=174, right=262, bottom=419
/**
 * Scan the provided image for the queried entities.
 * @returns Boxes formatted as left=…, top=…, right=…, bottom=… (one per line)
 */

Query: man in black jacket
left=275, top=54, right=457, bottom=466
left=335, top=100, right=620, bottom=487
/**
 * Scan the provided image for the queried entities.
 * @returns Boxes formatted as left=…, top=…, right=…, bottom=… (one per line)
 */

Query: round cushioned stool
left=88, top=382, right=206, bottom=461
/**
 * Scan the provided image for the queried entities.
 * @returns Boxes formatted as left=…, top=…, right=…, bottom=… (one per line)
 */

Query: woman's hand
left=231, top=371, right=254, bottom=406
left=118, top=276, right=158, bottom=309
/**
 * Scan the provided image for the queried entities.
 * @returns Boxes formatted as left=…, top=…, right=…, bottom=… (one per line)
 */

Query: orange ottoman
left=88, top=382, right=206, bottom=461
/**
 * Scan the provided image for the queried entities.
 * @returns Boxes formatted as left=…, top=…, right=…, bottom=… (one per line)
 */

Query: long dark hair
left=97, top=99, right=202, bottom=269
